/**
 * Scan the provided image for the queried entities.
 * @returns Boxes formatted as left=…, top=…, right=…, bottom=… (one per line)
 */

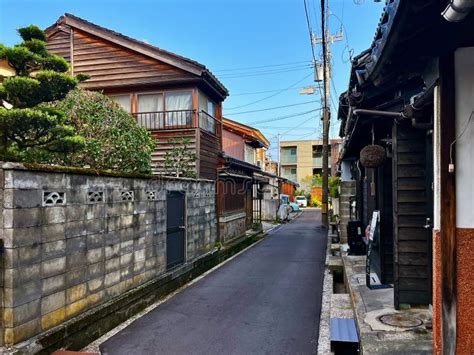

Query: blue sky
left=0, top=0, right=384, bottom=159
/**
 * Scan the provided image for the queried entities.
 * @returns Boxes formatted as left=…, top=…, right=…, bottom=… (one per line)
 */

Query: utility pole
left=314, top=0, right=342, bottom=228
left=277, top=133, right=281, bottom=176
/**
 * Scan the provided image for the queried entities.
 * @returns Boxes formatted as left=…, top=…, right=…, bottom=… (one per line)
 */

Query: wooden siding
left=150, top=130, right=197, bottom=176
left=46, top=30, right=71, bottom=62
left=47, top=29, right=196, bottom=89
left=199, top=130, right=220, bottom=180
left=392, top=122, right=432, bottom=307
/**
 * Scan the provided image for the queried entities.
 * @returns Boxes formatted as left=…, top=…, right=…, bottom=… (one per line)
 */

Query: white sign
left=368, top=211, right=379, bottom=241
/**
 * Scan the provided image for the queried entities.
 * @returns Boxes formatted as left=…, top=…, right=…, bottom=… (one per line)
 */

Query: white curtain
left=165, top=91, right=192, bottom=126
left=111, top=95, right=131, bottom=113
left=137, top=94, right=163, bottom=129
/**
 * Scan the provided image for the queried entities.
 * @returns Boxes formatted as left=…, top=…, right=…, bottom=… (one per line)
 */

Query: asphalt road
left=100, top=209, right=327, bottom=355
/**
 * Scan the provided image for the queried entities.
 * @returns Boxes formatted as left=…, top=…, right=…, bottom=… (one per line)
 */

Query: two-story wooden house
left=45, top=13, right=228, bottom=179
left=218, top=118, right=270, bottom=242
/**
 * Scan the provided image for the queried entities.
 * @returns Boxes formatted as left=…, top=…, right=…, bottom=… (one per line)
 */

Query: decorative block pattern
left=87, top=191, right=104, bottom=203
left=42, top=192, right=65, bottom=207
left=119, top=191, right=134, bottom=202
left=146, top=191, right=157, bottom=201
left=0, top=167, right=217, bottom=346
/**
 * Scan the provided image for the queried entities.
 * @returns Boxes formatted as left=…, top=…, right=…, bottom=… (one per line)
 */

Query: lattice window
left=193, top=192, right=200, bottom=198
left=88, top=191, right=104, bottom=203
left=120, top=191, right=134, bottom=201
left=146, top=191, right=157, bottom=201
left=43, top=191, right=66, bottom=206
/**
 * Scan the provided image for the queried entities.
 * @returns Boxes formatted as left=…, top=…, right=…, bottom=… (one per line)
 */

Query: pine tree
left=0, top=25, right=85, bottom=162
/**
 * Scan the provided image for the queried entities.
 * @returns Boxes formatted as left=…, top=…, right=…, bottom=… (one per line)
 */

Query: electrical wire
left=213, top=60, right=312, bottom=73
left=450, top=110, right=474, bottom=165
left=224, top=100, right=316, bottom=115
left=281, top=115, right=320, bottom=135
left=225, top=72, right=314, bottom=110
left=218, top=65, right=313, bottom=79
left=247, top=108, right=321, bottom=125
left=303, top=0, right=324, bottom=100
left=231, top=86, right=312, bottom=96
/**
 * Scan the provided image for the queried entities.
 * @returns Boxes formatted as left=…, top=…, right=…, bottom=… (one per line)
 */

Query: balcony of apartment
left=133, top=109, right=220, bottom=136
left=312, top=156, right=322, bottom=167
left=280, top=147, right=297, bottom=165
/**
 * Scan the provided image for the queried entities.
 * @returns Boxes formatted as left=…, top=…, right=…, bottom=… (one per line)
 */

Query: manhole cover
left=378, top=313, right=423, bottom=328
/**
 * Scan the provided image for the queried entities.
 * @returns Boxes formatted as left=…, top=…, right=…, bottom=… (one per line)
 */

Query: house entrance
left=166, top=191, right=186, bottom=269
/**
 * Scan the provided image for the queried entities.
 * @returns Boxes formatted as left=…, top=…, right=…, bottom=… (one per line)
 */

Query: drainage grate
left=378, top=313, right=423, bottom=328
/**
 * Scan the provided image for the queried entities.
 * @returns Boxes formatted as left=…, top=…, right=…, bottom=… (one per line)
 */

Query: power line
left=213, top=60, right=312, bottom=72
left=231, top=86, right=312, bottom=96
left=303, top=0, right=324, bottom=100
left=224, top=100, right=316, bottom=115
left=225, top=72, right=314, bottom=110
left=247, top=108, right=321, bottom=125
left=281, top=115, right=319, bottom=135
left=218, top=65, right=313, bottom=79
left=304, top=0, right=317, bottom=64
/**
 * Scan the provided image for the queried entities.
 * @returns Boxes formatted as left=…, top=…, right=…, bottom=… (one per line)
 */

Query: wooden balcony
left=133, top=109, right=220, bottom=136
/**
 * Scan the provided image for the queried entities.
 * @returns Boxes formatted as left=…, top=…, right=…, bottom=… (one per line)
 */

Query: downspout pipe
left=442, top=0, right=474, bottom=22
left=353, top=109, right=403, bottom=118
left=353, top=108, right=432, bottom=130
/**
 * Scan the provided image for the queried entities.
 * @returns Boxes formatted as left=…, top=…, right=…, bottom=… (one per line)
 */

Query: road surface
left=100, top=209, right=327, bottom=355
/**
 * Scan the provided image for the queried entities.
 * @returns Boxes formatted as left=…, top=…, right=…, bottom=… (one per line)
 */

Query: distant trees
left=0, top=25, right=85, bottom=162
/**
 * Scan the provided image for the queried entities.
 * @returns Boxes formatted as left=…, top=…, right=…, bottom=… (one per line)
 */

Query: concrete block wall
left=339, top=181, right=356, bottom=243
left=218, top=212, right=246, bottom=244
left=0, top=163, right=216, bottom=346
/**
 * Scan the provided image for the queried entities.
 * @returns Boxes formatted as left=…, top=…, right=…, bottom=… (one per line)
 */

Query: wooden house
left=337, top=0, right=474, bottom=352
left=45, top=13, right=228, bottom=179
left=218, top=118, right=269, bottom=242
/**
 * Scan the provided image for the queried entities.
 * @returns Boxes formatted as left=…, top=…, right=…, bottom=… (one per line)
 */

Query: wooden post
left=192, top=89, right=198, bottom=128
left=439, top=53, right=456, bottom=355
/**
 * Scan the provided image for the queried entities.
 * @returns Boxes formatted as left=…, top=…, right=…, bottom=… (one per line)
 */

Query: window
left=111, top=95, right=131, bottom=113
left=312, top=145, right=322, bottom=158
left=291, top=168, right=297, bottom=174
left=137, top=93, right=163, bottom=112
left=313, top=168, right=322, bottom=175
left=165, top=91, right=192, bottom=126
left=198, top=91, right=216, bottom=133
left=244, top=144, right=256, bottom=164
left=207, top=100, right=215, bottom=116
left=137, top=93, right=164, bottom=129
left=281, top=147, right=297, bottom=164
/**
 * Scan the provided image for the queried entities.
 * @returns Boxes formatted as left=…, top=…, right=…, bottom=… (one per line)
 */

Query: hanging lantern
left=360, top=144, right=386, bottom=168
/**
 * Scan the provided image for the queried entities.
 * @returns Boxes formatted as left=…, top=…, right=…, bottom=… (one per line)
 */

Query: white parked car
left=295, top=195, right=308, bottom=208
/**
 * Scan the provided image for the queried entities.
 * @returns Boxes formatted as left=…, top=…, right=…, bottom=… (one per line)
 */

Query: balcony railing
left=133, top=109, right=220, bottom=135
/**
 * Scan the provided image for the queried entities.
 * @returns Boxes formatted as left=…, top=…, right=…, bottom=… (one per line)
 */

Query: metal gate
left=166, top=191, right=185, bottom=270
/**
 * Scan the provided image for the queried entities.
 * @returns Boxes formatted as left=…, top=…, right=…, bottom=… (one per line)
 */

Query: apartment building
left=279, top=139, right=341, bottom=190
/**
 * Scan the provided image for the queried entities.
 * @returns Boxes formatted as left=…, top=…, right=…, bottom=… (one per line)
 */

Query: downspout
left=442, top=0, right=474, bottom=22
left=353, top=105, right=433, bottom=130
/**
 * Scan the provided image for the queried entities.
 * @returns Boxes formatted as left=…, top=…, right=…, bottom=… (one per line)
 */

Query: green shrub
left=50, top=88, right=155, bottom=173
